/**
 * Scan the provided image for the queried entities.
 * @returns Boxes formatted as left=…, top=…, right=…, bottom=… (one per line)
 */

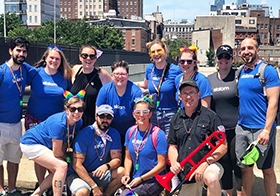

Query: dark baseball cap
left=216, top=45, right=233, bottom=57
left=179, top=79, right=199, bottom=92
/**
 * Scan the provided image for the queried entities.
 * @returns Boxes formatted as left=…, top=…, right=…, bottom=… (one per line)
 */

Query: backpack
left=128, top=125, right=160, bottom=150
left=235, top=62, right=267, bottom=96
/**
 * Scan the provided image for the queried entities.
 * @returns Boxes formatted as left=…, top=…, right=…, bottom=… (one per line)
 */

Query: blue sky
left=143, top=0, right=280, bottom=22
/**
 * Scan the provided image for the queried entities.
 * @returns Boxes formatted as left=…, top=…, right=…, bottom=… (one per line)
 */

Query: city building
left=236, top=0, right=247, bottom=8
left=163, top=20, right=194, bottom=43
left=4, top=0, right=27, bottom=26
left=214, top=0, right=225, bottom=11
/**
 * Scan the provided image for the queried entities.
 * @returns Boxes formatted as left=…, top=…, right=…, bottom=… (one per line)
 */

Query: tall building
left=214, top=0, right=225, bottom=10
left=236, top=0, right=247, bottom=8
left=4, top=0, right=27, bottom=26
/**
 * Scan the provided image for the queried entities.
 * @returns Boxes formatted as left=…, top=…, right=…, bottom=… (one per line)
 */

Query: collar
left=180, top=103, right=202, bottom=119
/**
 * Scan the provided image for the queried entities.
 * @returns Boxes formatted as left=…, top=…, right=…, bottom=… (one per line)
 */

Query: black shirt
left=168, top=104, right=223, bottom=183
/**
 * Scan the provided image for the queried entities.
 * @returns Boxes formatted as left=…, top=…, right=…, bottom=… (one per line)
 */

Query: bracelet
left=106, top=163, right=111, bottom=170
left=263, top=129, right=270, bottom=134
left=91, top=184, right=98, bottom=190
left=140, top=176, right=144, bottom=182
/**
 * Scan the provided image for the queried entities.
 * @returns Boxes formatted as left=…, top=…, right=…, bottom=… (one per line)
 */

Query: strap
left=257, top=62, right=267, bottom=96
left=75, top=66, right=83, bottom=79
left=128, top=125, right=138, bottom=140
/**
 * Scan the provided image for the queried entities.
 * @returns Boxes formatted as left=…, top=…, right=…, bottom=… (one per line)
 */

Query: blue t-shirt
left=175, top=72, right=212, bottom=108
left=145, top=63, right=182, bottom=109
left=96, top=81, right=142, bottom=135
left=125, top=125, right=168, bottom=179
left=0, top=62, right=36, bottom=123
left=27, top=67, right=72, bottom=121
left=68, top=125, right=121, bottom=175
left=238, top=61, right=280, bottom=128
left=20, top=112, right=83, bottom=149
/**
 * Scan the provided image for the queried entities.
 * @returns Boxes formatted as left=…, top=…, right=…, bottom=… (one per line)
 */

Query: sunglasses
left=134, top=109, right=150, bottom=115
left=80, top=53, right=97, bottom=60
left=48, top=45, right=62, bottom=51
left=150, top=49, right=164, bottom=57
left=68, top=106, right=84, bottom=113
left=98, top=114, right=113, bottom=120
left=179, top=59, right=195, bottom=65
left=217, top=54, right=231, bottom=60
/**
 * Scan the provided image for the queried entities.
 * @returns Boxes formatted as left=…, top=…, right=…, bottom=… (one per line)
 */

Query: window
left=122, top=29, right=126, bottom=36
left=68, top=7, right=71, bottom=11
left=29, top=5, right=32, bottom=12
left=132, top=38, right=135, bottom=45
left=99, top=5, right=101, bottom=9
left=29, top=16, right=32, bottom=23
left=235, top=20, right=241, bottom=24
left=260, top=24, right=264, bottom=29
left=277, top=25, right=280, bottom=30
left=34, top=5, right=37, bottom=12
left=132, top=29, right=135, bottom=36
left=249, top=19, right=255, bottom=24
left=265, top=24, right=268, bottom=29
left=80, top=5, right=82, bottom=9
left=34, top=16, right=37, bottom=23
left=80, top=11, right=82, bottom=16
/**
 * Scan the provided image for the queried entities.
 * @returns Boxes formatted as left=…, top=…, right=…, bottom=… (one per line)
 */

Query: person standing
left=67, top=104, right=124, bottom=196
left=136, top=39, right=182, bottom=134
left=71, top=45, right=112, bottom=127
left=0, top=37, right=36, bottom=196
left=168, top=79, right=227, bottom=196
left=235, top=38, right=280, bottom=196
left=25, top=46, right=72, bottom=187
left=208, top=45, right=242, bottom=196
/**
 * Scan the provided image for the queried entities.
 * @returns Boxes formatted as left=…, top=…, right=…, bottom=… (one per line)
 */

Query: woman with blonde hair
left=137, top=39, right=181, bottom=135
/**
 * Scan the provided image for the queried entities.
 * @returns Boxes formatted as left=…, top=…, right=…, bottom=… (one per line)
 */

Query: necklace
left=151, top=65, right=167, bottom=108
left=182, top=116, right=198, bottom=135
left=66, top=123, right=76, bottom=153
left=8, top=65, right=23, bottom=106
left=133, top=124, right=152, bottom=171
left=94, top=127, right=106, bottom=161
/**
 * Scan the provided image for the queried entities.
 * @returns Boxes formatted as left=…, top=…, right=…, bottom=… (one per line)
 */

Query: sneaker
left=7, top=190, right=22, bottom=196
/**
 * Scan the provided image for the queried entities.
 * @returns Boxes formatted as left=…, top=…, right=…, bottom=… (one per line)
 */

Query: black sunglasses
left=179, top=59, right=195, bottom=65
left=98, top=114, right=113, bottom=120
left=80, top=53, right=97, bottom=60
left=217, top=54, right=231, bottom=60
left=68, top=107, right=84, bottom=113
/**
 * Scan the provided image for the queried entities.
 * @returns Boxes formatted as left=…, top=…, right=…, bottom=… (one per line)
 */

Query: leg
left=262, top=168, right=276, bottom=196
left=203, top=164, right=223, bottom=196
left=7, top=162, right=19, bottom=192
left=0, top=165, right=4, bottom=192
left=240, top=167, right=254, bottom=196
left=75, top=188, right=90, bottom=196
left=104, top=167, right=124, bottom=196
left=34, top=162, right=47, bottom=185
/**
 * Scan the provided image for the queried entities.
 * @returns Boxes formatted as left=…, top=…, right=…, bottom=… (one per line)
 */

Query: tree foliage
left=0, top=13, right=124, bottom=50
left=206, top=47, right=215, bottom=67
left=167, top=38, right=190, bottom=59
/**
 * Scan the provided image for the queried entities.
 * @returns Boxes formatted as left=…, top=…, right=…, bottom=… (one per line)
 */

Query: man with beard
left=67, top=104, right=124, bottom=196
left=235, top=38, right=280, bottom=196
left=0, top=37, right=35, bottom=196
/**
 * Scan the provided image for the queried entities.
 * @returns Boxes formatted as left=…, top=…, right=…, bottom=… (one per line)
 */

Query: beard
left=13, top=55, right=25, bottom=65
left=242, top=53, right=258, bottom=65
left=97, top=121, right=109, bottom=131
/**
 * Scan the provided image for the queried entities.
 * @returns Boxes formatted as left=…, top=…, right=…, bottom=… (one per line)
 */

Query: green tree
left=0, top=12, right=25, bottom=37
left=167, top=38, right=190, bottom=59
left=206, top=47, right=215, bottom=67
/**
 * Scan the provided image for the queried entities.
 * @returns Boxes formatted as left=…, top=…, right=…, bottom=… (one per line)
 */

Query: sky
left=0, top=0, right=278, bottom=22
left=143, top=0, right=280, bottom=22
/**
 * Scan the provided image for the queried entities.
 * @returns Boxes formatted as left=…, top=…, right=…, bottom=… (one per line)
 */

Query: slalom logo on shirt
left=43, top=81, right=58, bottom=86
left=114, top=104, right=126, bottom=110
left=94, top=143, right=105, bottom=149
left=213, top=86, right=230, bottom=92
left=240, top=74, right=255, bottom=79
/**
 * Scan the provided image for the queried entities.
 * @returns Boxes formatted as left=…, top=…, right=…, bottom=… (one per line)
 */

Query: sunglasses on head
left=179, top=59, right=195, bottom=65
left=134, top=109, right=150, bottom=115
left=80, top=53, right=97, bottom=60
left=98, top=114, right=113, bottom=120
left=217, top=54, right=231, bottom=60
left=48, top=45, right=62, bottom=51
left=68, top=106, right=84, bottom=113
left=150, top=49, right=164, bottom=57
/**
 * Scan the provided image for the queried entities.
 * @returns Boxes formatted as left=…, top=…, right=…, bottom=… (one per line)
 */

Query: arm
left=201, top=96, right=211, bottom=109
left=168, top=144, right=182, bottom=175
left=99, top=68, right=112, bottom=85
left=135, top=78, right=148, bottom=89
left=258, top=86, right=280, bottom=144
left=121, top=147, right=133, bottom=185
left=140, top=154, right=166, bottom=181
left=52, top=138, right=65, bottom=159
left=72, top=152, right=103, bottom=195
left=71, top=64, right=82, bottom=83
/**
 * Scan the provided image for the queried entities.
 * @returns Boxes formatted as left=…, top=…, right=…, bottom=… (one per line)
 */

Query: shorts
left=235, top=124, right=276, bottom=169
left=67, top=170, right=112, bottom=194
left=179, top=162, right=224, bottom=196
left=20, top=143, right=50, bottom=160
left=120, top=178, right=163, bottom=196
left=0, top=121, right=22, bottom=164
left=151, top=108, right=176, bottom=135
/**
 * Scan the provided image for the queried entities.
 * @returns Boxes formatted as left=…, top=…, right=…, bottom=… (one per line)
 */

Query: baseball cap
left=97, top=104, right=114, bottom=117
left=179, top=79, right=199, bottom=92
left=239, top=140, right=260, bottom=165
left=216, top=45, right=233, bottom=57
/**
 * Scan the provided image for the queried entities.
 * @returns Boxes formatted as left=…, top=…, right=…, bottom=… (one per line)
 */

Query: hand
left=128, top=177, right=142, bottom=188
left=189, top=162, right=208, bottom=182
left=92, top=164, right=108, bottom=179
left=170, top=161, right=183, bottom=175
left=92, top=186, right=103, bottom=196
left=121, top=175, right=130, bottom=185
left=258, top=130, right=270, bottom=145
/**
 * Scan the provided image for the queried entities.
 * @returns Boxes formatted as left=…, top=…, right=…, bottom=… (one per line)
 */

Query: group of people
left=0, top=35, right=278, bottom=196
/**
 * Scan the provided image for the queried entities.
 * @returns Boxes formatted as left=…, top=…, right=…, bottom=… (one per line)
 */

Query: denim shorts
left=151, top=108, right=176, bottom=136
left=67, top=170, right=112, bottom=194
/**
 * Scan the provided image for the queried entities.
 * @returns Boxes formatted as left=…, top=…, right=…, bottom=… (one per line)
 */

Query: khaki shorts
left=0, top=122, right=22, bottom=164
left=20, top=143, right=50, bottom=160
left=179, top=162, right=224, bottom=196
